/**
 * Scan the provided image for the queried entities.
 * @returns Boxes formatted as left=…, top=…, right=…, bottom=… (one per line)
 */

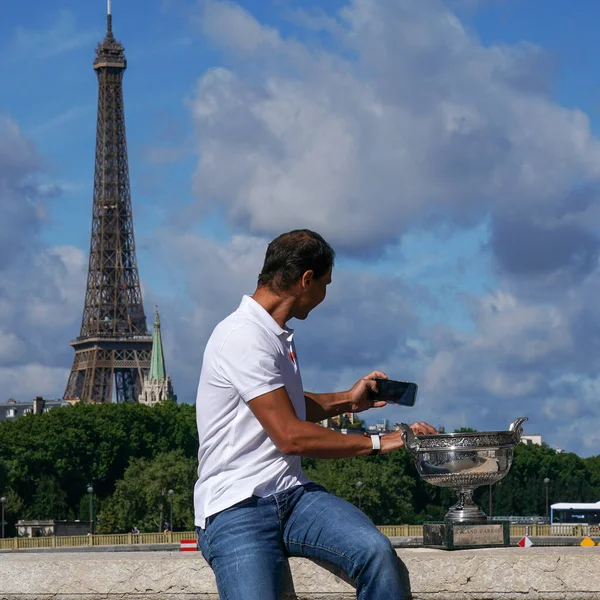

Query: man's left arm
left=304, top=371, right=388, bottom=422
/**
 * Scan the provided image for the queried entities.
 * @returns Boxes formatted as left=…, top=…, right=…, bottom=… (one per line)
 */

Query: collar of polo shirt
left=240, top=295, right=294, bottom=340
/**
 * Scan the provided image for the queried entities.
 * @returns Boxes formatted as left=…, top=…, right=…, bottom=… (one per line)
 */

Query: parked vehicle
left=551, top=501, right=600, bottom=525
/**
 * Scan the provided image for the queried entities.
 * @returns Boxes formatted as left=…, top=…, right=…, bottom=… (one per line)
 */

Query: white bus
left=551, top=501, right=600, bottom=525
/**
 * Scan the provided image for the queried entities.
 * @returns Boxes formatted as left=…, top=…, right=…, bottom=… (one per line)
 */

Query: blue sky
left=2, top=0, right=600, bottom=456
left=474, top=1, right=600, bottom=132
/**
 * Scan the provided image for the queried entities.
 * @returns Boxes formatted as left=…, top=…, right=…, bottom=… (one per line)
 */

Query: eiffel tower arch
left=64, top=4, right=152, bottom=403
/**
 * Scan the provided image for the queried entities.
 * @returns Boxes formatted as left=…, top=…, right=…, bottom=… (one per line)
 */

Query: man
left=194, top=229, right=436, bottom=600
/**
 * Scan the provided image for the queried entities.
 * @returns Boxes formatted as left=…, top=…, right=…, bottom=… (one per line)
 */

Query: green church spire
left=138, top=307, right=174, bottom=405
left=149, top=308, right=166, bottom=382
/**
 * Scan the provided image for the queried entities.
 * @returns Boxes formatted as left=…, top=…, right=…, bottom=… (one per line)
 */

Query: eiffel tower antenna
left=64, top=4, right=152, bottom=403
left=107, top=0, right=113, bottom=35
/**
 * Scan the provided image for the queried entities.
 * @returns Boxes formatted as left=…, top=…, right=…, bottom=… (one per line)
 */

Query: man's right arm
left=247, top=386, right=419, bottom=458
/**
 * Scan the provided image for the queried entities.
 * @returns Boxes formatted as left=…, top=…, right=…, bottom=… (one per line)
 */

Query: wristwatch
left=369, top=434, right=381, bottom=455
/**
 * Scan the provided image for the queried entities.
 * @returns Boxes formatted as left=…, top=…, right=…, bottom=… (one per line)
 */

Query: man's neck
left=251, top=287, right=295, bottom=328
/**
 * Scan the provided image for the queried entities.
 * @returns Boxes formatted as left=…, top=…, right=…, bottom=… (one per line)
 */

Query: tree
left=1, top=489, right=24, bottom=538
left=302, top=449, right=418, bottom=524
left=0, top=401, right=199, bottom=526
left=97, top=451, right=196, bottom=533
left=25, top=476, right=70, bottom=520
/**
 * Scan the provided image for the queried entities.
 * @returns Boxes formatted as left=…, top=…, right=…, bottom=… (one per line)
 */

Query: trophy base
left=423, top=521, right=510, bottom=550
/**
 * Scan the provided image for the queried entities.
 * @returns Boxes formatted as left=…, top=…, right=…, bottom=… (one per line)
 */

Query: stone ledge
left=0, top=546, right=599, bottom=600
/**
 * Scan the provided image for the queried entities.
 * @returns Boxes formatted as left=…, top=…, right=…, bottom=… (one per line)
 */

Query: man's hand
left=347, top=371, right=388, bottom=413
left=379, top=422, right=438, bottom=454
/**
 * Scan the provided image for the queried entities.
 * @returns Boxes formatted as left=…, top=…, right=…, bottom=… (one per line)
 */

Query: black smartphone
left=371, top=378, right=418, bottom=407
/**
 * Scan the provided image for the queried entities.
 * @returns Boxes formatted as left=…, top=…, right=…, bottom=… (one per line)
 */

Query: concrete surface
left=1, top=546, right=599, bottom=599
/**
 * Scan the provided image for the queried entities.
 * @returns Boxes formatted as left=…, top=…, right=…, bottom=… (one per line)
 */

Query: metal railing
left=508, top=524, right=600, bottom=537
left=377, top=525, right=424, bottom=537
left=0, top=531, right=194, bottom=551
left=377, top=523, right=600, bottom=538
left=1, top=524, right=599, bottom=550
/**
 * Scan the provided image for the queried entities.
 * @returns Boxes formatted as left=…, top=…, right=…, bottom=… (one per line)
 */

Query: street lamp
left=168, top=489, right=174, bottom=531
left=0, top=497, right=6, bottom=538
left=356, top=481, right=363, bottom=511
left=543, top=478, right=550, bottom=523
left=87, top=485, right=94, bottom=535
left=159, top=488, right=165, bottom=533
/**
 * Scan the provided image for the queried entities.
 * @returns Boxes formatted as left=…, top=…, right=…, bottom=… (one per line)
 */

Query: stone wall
left=1, top=547, right=599, bottom=599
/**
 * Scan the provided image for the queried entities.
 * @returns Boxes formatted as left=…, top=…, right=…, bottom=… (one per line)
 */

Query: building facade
left=0, top=397, right=69, bottom=422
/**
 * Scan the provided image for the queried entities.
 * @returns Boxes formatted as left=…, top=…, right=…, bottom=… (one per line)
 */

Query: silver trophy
left=397, top=417, right=528, bottom=548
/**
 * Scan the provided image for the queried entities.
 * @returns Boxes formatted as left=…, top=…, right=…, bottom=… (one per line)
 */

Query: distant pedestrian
left=131, top=526, right=140, bottom=534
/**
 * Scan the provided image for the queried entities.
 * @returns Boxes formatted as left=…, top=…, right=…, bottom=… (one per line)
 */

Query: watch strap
left=370, top=434, right=381, bottom=455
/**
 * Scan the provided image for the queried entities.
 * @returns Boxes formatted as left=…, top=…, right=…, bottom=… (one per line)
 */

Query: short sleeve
left=218, top=324, right=284, bottom=403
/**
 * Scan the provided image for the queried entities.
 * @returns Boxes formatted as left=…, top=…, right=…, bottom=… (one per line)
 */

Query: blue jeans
left=196, top=483, right=405, bottom=600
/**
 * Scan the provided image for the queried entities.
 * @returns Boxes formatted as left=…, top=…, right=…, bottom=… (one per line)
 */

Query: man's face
left=295, top=267, right=332, bottom=320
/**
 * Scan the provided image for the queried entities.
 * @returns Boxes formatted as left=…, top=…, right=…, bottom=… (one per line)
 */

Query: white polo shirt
left=194, top=295, right=311, bottom=528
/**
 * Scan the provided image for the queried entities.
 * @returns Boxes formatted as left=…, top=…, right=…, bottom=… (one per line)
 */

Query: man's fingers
left=364, top=379, right=378, bottom=396
left=410, top=422, right=438, bottom=435
left=417, top=422, right=437, bottom=435
left=363, top=371, right=387, bottom=381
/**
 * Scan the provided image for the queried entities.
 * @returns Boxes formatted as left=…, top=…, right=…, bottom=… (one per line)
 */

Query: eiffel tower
left=64, top=1, right=152, bottom=403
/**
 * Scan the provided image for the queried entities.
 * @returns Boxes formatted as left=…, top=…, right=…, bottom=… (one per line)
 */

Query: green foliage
left=25, top=476, right=70, bottom=520
left=0, top=489, right=24, bottom=537
left=487, top=444, right=598, bottom=517
left=0, top=401, right=198, bottom=529
left=303, top=450, right=417, bottom=524
left=1, top=403, right=600, bottom=532
left=98, top=451, right=196, bottom=533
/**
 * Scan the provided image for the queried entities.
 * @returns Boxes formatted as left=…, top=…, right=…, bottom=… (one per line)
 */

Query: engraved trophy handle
left=396, top=423, right=420, bottom=456
left=509, top=417, right=528, bottom=443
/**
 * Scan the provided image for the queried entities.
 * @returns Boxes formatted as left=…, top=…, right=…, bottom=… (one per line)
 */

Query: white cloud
left=196, top=0, right=283, bottom=56
left=0, top=364, right=71, bottom=401
left=24, top=246, right=87, bottom=328
left=172, top=0, right=600, bottom=454
left=12, top=10, right=96, bottom=59
left=0, top=116, right=86, bottom=401
left=0, top=331, right=26, bottom=362
left=189, top=0, right=600, bottom=262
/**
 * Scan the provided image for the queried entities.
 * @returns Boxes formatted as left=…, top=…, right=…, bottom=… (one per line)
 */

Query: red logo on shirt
left=289, top=351, right=296, bottom=364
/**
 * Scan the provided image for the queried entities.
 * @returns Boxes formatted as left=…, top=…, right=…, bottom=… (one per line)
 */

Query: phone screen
left=372, top=379, right=418, bottom=407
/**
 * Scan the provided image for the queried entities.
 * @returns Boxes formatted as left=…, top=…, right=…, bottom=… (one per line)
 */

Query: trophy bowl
left=397, top=417, right=528, bottom=523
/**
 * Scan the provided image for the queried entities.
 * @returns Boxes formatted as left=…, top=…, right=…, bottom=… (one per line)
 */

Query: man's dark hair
left=258, top=230, right=335, bottom=292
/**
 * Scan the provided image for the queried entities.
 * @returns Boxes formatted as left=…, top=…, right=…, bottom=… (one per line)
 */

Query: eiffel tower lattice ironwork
left=64, top=3, right=152, bottom=403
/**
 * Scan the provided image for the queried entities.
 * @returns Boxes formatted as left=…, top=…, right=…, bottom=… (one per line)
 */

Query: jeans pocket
left=196, top=526, right=211, bottom=564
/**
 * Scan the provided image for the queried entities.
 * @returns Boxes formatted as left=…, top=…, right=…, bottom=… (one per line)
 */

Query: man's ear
left=301, top=270, right=314, bottom=289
